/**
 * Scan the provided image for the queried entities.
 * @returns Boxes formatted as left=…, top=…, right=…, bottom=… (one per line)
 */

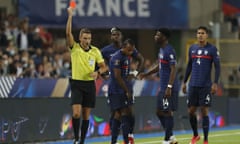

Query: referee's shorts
left=70, top=79, right=96, bottom=108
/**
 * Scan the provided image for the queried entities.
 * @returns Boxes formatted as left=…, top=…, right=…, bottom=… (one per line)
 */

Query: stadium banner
left=18, top=0, right=188, bottom=29
left=228, top=98, right=240, bottom=124
left=0, top=97, right=227, bottom=143
left=4, top=77, right=223, bottom=98
left=7, top=78, right=162, bottom=98
left=7, top=78, right=71, bottom=98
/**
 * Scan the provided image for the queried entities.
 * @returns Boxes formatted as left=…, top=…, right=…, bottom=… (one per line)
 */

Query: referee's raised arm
left=66, top=7, right=74, bottom=48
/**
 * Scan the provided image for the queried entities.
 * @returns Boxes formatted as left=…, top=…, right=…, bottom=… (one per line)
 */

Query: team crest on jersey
left=170, top=54, right=174, bottom=59
left=204, top=50, right=208, bottom=55
left=197, top=50, right=202, bottom=55
left=159, top=54, right=163, bottom=58
left=114, top=60, right=120, bottom=66
left=124, top=60, right=129, bottom=65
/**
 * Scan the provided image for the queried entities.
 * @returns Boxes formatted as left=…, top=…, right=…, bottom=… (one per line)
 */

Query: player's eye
left=198, top=32, right=205, bottom=34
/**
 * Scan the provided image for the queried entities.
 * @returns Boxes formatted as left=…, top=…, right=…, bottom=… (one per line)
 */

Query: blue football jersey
left=187, top=43, right=220, bottom=87
left=158, top=44, right=179, bottom=92
left=108, top=50, right=132, bottom=94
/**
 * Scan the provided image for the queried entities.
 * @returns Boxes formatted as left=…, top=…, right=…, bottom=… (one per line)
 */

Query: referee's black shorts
left=70, top=79, right=96, bottom=108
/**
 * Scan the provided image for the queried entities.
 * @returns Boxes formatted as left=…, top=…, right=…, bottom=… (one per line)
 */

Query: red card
left=70, top=0, right=76, bottom=8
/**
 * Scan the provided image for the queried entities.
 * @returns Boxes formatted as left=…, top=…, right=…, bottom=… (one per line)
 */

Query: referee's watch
left=167, top=84, right=172, bottom=88
left=97, top=70, right=101, bottom=75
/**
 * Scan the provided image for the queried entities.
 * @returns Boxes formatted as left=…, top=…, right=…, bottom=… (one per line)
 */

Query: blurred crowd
left=224, top=13, right=240, bottom=35
left=0, top=13, right=71, bottom=78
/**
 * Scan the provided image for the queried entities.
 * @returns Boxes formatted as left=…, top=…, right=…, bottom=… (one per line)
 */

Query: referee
left=66, top=7, right=107, bottom=144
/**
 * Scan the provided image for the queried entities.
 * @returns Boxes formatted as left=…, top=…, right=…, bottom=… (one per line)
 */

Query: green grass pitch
left=91, top=129, right=240, bottom=144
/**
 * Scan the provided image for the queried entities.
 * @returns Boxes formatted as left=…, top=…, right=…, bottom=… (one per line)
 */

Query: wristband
left=167, top=84, right=172, bottom=88
left=129, top=70, right=139, bottom=77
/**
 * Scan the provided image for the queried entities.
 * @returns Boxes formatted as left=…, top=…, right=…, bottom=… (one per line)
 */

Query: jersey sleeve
left=101, top=47, right=107, bottom=59
left=95, top=48, right=105, bottom=64
left=131, top=48, right=139, bottom=57
left=212, top=46, right=220, bottom=62
left=183, top=46, right=193, bottom=83
left=167, top=48, right=177, bottom=65
left=212, top=46, right=221, bottom=83
left=110, top=56, right=121, bottom=69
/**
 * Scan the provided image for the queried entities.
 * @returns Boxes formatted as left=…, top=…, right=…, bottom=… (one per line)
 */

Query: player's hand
left=128, top=70, right=138, bottom=80
left=211, top=83, right=218, bottom=94
left=126, top=92, right=133, bottom=100
left=137, top=73, right=146, bottom=80
left=99, top=71, right=110, bottom=80
left=182, top=83, right=187, bottom=94
left=67, top=7, right=73, bottom=16
left=165, top=88, right=172, bottom=98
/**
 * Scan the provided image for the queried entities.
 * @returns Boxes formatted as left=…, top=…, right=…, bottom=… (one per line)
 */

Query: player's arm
left=114, top=68, right=130, bottom=95
left=132, top=48, right=144, bottom=72
left=138, top=64, right=159, bottom=80
left=182, top=48, right=192, bottom=93
left=183, top=61, right=192, bottom=82
left=100, top=48, right=111, bottom=79
left=183, top=46, right=193, bottom=83
left=213, top=48, right=220, bottom=84
left=100, top=47, right=107, bottom=62
left=66, top=7, right=74, bottom=48
left=135, top=52, right=144, bottom=72
left=165, top=64, right=176, bottom=98
left=129, top=52, right=144, bottom=78
left=212, top=47, right=221, bottom=94
left=168, top=64, right=177, bottom=86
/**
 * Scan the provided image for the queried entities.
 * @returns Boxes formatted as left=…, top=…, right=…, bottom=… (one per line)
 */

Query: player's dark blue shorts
left=108, top=93, right=133, bottom=110
left=70, top=79, right=96, bottom=108
left=157, top=91, right=178, bottom=111
left=187, top=86, right=211, bottom=107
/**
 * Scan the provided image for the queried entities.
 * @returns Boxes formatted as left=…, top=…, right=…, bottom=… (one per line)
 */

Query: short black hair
left=110, top=27, right=121, bottom=33
left=197, top=26, right=209, bottom=34
left=122, top=38, right=135, bottom=47
left=157, top=28, right=171, bottom=39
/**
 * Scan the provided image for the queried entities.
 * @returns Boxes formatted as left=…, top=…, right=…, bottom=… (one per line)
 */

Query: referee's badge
left=89, top=59, right=95, bottom=66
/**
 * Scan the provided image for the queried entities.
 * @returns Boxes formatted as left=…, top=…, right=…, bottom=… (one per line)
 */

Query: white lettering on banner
left=123, top=0, right=135, bottom=17
left=138, top=0, right=150, bottom=17
left=106, top=0, right=121, bottom=16
left=87, top=0, right=104, bottom=16
left=55, top=0, right=68, bottom=16
left=55, top=0, right=150, bottom=17
left=75, top=0, right=85, bottom=16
